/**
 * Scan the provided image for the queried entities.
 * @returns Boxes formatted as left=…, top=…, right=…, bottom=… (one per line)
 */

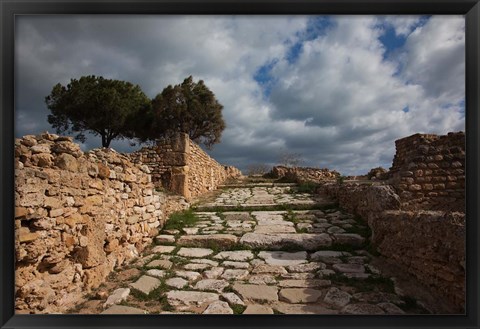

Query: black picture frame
left=1, top=1, right=479, bottom=328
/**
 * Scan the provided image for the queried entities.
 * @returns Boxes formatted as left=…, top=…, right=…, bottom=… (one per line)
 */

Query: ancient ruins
left=14, top=131, right=465, bottom=315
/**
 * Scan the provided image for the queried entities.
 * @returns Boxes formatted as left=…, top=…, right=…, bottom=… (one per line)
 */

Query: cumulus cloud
left=15, top=15, right=464, bottom=175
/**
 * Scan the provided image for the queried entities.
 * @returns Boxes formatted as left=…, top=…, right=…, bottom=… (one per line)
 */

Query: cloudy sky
left=15, top=15, right=465, bottom=175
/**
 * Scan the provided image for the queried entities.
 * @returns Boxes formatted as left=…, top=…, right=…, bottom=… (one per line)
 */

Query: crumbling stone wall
left=320, top=131, right=466, bottom=313
left=389, top=132, right=465, bottom=212
left=369, top=210, right=465, bottom=313
left=14, top=133, right=188, bottom=314
left=269, top=165, right=340, bottom=183
left=130, top=133, right=241, bottom=200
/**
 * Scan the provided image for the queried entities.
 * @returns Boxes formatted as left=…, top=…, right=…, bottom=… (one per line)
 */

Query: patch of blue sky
left=402, top=106, right=410, bottom=113
left=253, top=59, right=279, bottom=98
left=253, top=16, right=334, bottom=98
left=379, top=15, right=430, bottom=61
left=286, top=16, right=334, bottom=64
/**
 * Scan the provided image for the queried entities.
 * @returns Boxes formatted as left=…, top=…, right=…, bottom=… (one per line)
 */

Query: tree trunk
left=101, top=134, right=109, bottom=148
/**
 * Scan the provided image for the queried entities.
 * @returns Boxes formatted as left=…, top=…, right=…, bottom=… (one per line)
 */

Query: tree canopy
left=145, top=76, right=226, bottom=149
left=45, top=75, right=151, bottom=148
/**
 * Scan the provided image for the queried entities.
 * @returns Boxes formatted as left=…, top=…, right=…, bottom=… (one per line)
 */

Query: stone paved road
left=73, top=180, right=426, bottom=315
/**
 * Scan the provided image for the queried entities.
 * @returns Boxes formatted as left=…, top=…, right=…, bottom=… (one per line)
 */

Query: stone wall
left=129, top=133, right=242, bottom=200
left=368, top=210, right=465, bottom=313
left=14, top=133, right=188, bottom=314
left=389, top=132, right=465, bottom=212
left=321, top=182, right=465, bottom=313
left=319, top=130, right=466, bottom=313
left=269, top=165, right=340, bottom=183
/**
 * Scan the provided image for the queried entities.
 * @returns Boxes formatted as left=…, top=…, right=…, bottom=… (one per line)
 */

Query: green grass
left=130, top=277, right=172, bottom=302
left=163, top=209, right=199, bottom=231
left=231, top=304, right=247, bottom=314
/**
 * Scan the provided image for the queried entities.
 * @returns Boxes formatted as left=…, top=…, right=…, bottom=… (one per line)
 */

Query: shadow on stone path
left=72, top=179, right=428, bottom=315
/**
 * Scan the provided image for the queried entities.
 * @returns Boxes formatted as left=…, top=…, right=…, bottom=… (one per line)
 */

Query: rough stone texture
left=221, top=293, right=245, bottom=306
left=369, top=210, right=465, bottom=312
left=389, top=132, right=465, bottom=212
left=341, top=303, right=385, bottom=315
left=166, top=290, right=219, bottom=311
left=279, top=288, right=323, bottom=304
left=129, top=275, right=161, bottom=295
left=258, top=251, right=307, bottom=266
left=243, top=304, right=273, bottom=314
left=146, top=259, right=173, bottom=269
left=214, top=250, right=254, bottom=262
left=14, top=133, right=189, bottom=314
left=103, top=288, right=130, bottom=308
left=177, top=248, right=214, bottom=258
left=101, top=305, right=145, bottom=314
left=272, top=302, right=339, bottom=315
left=177, top=234, right=239, bottom=249
left=166, top=278, right=188, bottom=289
left=269, top=166, right=340, bottom=183
left=202, top=301, right=233, bottom=314
left=146, top=269, right=166, bottom=278
left=240, top=233, right=331, bottom=250
left=318, top=132, right=465, bottom=314
left=194, top=279, right=229, bottom=293
left=129, top=133, right=242, bottom=200
left=323, top=287, right=351, bottom=308
left=233, top=284, right=278, bottom=302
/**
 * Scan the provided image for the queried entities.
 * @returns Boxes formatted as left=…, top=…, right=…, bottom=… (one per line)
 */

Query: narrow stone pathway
left=73, top=179, right=427, bottom=315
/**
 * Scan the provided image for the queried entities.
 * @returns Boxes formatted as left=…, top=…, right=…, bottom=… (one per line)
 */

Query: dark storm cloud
left=15, top=15, right=464, bottom=175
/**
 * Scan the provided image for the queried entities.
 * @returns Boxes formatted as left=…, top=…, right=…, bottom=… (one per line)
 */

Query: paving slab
left=221, top=269, right=249, bottom=280
left=151, top=245, right=176, bottom=254
left=129, top=275, right=161, bottom=295
left=323, top=287, right=352, bottom=308
left=203, top=301, right=233, bottom=314
left=258, top=251, right=308, bottom=266
left=232, top=283, right=278, bottom=302
left=166, top=277, right=188, bottom=289
left=146, top=259, right=173, bottom=269
left=272, top=302, right=339, bottom=314
left=222, top=292, right=245, bottom=306
left=240, top=233, right=332, bottom=250
left=214, top=250, right=254, bottom=262
left=166, top=290, right=219, bottom=310
left=103, top=288, right=130, bottom=308
left=278, top=279, right=331, bottom=288
left=278, top=288, right=323, bottom=303
left=194, top=279, right=229, bottom=293
left=177, top=247, right=214, bottom=258
left=101, top=305, right=145, bottom=314
left=177, top=234, right=239, bottom=248
left=243, top=304, right=274, bottom=314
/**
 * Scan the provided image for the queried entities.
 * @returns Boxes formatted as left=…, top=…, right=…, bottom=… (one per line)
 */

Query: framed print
left=1, top=1, right=479, bottom=329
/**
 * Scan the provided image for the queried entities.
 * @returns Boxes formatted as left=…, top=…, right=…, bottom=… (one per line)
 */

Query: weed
left=163, top=209, right=199, bottom=231
left=231, top=304, right=247, bottom=314
left=130, top=280, right=169, bottom=302
left=337, top=176, right=346, bottom=184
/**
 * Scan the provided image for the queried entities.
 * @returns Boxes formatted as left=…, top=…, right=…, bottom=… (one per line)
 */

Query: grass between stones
left=163, top=209, right=199, bottom=231
left=230, top=304, right=247, bottom=314
left=130, top=278, right=174, bottom=311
